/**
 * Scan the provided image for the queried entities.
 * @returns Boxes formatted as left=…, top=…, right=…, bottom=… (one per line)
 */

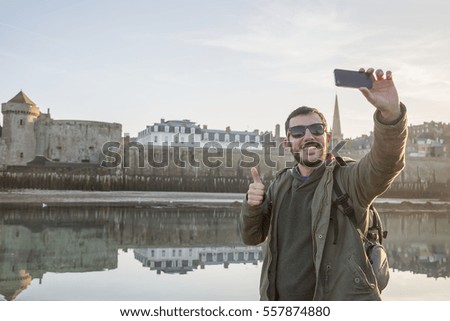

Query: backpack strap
left=331, top=166, right=357, bottom=244
left=331, top=163, right=388, bottom=245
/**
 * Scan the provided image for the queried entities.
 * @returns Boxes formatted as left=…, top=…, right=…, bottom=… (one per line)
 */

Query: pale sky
left=1, top=0, right=449, bottom=138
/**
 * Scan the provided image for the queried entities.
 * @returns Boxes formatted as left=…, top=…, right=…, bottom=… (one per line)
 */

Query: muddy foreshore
left=0, top=189, right=449, bottom=212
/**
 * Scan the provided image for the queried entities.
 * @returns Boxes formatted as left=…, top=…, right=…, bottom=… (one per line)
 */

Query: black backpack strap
left=332, top=164, right=388, bottom=246
left=331, top=165, right=357, bottom=244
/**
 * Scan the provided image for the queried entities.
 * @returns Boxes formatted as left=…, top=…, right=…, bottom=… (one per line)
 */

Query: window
left=154, top=136, right=158, bottom=143
left=181, top=127, right=185, bottom=134
left=225, top=134, right=230, bottom=142
left=214, top=133, right=219, bottom=141
left=19, top=119, right=24, bottom=126
left=235, top=134, right=240, bottom=142
left=19, top=152, right=24, bottom=158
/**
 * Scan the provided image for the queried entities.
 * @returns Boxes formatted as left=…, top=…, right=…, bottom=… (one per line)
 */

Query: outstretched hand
left=247, top=167, right=265, bottom=206
left=359, top=67, right=401, bottom=122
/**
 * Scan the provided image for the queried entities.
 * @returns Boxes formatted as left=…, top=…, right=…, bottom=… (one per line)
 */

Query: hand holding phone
left=334, top=69, right=373, bottom=89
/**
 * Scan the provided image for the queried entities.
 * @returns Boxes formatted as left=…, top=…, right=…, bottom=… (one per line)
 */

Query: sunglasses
left=288, top=123, right=325, bottom=138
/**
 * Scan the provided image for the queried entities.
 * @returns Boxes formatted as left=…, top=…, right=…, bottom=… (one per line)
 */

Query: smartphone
left=334, top=69, right=373, bottom=89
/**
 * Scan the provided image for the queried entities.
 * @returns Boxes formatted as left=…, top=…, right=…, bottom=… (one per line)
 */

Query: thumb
left=359, top=87, right=375, bottom=105
left=251, top=167, right=262, bottom=184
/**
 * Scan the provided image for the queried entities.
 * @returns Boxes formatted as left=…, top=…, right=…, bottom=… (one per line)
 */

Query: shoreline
left=0, top=189, right=449, bottom=208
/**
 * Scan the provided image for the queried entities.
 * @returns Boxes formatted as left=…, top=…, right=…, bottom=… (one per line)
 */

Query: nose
left=303, top=127, right=315, bottom=140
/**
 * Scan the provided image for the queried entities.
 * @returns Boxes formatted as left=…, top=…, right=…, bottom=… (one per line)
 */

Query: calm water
left=0, top=200, right=449, bottom=301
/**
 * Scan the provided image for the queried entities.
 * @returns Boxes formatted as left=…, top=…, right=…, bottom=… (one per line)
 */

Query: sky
left=1, top=0, right=449, bottom=139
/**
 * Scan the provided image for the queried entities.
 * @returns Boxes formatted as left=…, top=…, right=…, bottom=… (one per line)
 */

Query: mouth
left=301, top=141, right=322, bottom=150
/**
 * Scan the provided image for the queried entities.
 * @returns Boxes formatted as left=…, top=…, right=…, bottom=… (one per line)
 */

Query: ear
left=283, top=137, right=291, bottom=148
left=326, top=131, right=332, bottom=144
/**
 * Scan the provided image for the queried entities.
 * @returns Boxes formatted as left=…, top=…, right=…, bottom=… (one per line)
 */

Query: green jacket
left=240, top=105, right=407, bottom=300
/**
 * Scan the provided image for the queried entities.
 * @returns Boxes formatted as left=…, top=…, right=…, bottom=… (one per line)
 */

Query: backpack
left=331, top=164, right=390, bottom=292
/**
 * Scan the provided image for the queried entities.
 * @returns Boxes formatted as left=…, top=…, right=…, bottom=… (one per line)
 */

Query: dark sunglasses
left=288, top=123, right=325, bottom=138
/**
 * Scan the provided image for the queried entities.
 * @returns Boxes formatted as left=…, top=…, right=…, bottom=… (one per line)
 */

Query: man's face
left=286, top=113, right=329, bottom=167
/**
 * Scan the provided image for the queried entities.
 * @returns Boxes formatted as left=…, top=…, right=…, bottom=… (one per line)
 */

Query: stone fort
left=0, top=91, right=122, bottom=167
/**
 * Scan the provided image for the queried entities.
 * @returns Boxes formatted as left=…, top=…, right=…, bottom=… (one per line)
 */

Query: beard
left=292, top=141, right=326, bottom=168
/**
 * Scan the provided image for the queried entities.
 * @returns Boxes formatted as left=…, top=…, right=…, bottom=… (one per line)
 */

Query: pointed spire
left=7, top=91, right=36, bottom=105
left=332, top=94, right=343, bottom=141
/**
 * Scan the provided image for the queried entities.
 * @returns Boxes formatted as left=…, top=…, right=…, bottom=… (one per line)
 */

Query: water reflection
left=382, top=211, right=450, bottom=279
left=0, top=202, right=448, bottom=300
left=134, top=246, right=261, bottom=275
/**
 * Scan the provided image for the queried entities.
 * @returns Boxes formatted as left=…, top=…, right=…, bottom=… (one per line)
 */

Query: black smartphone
left=334, top=69, right=373, bottom=89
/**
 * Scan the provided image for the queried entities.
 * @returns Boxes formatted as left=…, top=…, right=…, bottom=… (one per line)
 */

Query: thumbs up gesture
left=247, top=167, right=266, bottom=206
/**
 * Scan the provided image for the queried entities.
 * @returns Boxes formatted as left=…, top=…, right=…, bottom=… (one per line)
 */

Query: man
left=240, top=67, right=407, bottom=300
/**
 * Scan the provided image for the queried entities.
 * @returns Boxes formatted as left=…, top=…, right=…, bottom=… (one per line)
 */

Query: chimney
left=275, top=124, right=280, bottom=140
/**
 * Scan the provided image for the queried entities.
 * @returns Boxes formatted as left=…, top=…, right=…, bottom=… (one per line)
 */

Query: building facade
left=137, top=119, right=202, bottom=146
left=0, top=91, right=122, bottom=166
left=407, top=121, right=450, bottom=157
left=137, top=119, right=272, bottom=150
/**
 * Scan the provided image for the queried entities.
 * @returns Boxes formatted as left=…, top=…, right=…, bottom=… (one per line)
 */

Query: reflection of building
left=1, top=203, right=449, bottom=300
left=387, top=243, right=449, bottom=279
left=0, top=91, right=122, bottom=166
left=380, top=209, right=450, bottom=279
left=0, top=269, right=33, bottom=301
left=134, top=246, right=262, bottom=274
left=0, top=222, right=117, bottom=300
left=0, top=204, right=245, bottom=300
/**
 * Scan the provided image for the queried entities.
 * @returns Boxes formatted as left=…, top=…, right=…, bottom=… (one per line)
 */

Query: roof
left=7, top=91, right=36, bottom=105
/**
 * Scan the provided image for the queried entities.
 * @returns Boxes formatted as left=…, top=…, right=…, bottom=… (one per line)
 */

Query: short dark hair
left=285, top=106, right=328, bottom=135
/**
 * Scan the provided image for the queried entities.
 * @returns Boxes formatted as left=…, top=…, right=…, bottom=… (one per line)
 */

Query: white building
left=137, top=119, right=202, bottom=146
left=137, top=119, right=268, bottom=150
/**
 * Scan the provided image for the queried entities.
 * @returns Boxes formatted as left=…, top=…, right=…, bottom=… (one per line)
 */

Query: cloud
left=188, top=1, right=450, bottom=115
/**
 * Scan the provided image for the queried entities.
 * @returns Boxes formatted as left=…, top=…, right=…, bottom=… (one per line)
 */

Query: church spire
left=332, top=94, right=343, bottom=142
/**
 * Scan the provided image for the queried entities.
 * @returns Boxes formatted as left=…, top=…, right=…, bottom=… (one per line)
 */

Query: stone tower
left=332, top=94, right=343, bottom=143
left=1, top=91, right=40, bottom=165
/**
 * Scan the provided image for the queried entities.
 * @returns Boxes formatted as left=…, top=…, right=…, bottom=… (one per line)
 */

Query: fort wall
left=1, top=147, right=449, bottom=198
left=34, top=119, right=122, bottom=163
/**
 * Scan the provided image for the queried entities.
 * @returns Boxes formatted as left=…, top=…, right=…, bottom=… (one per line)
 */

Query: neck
left=297, top=164, right=316, bottom=177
